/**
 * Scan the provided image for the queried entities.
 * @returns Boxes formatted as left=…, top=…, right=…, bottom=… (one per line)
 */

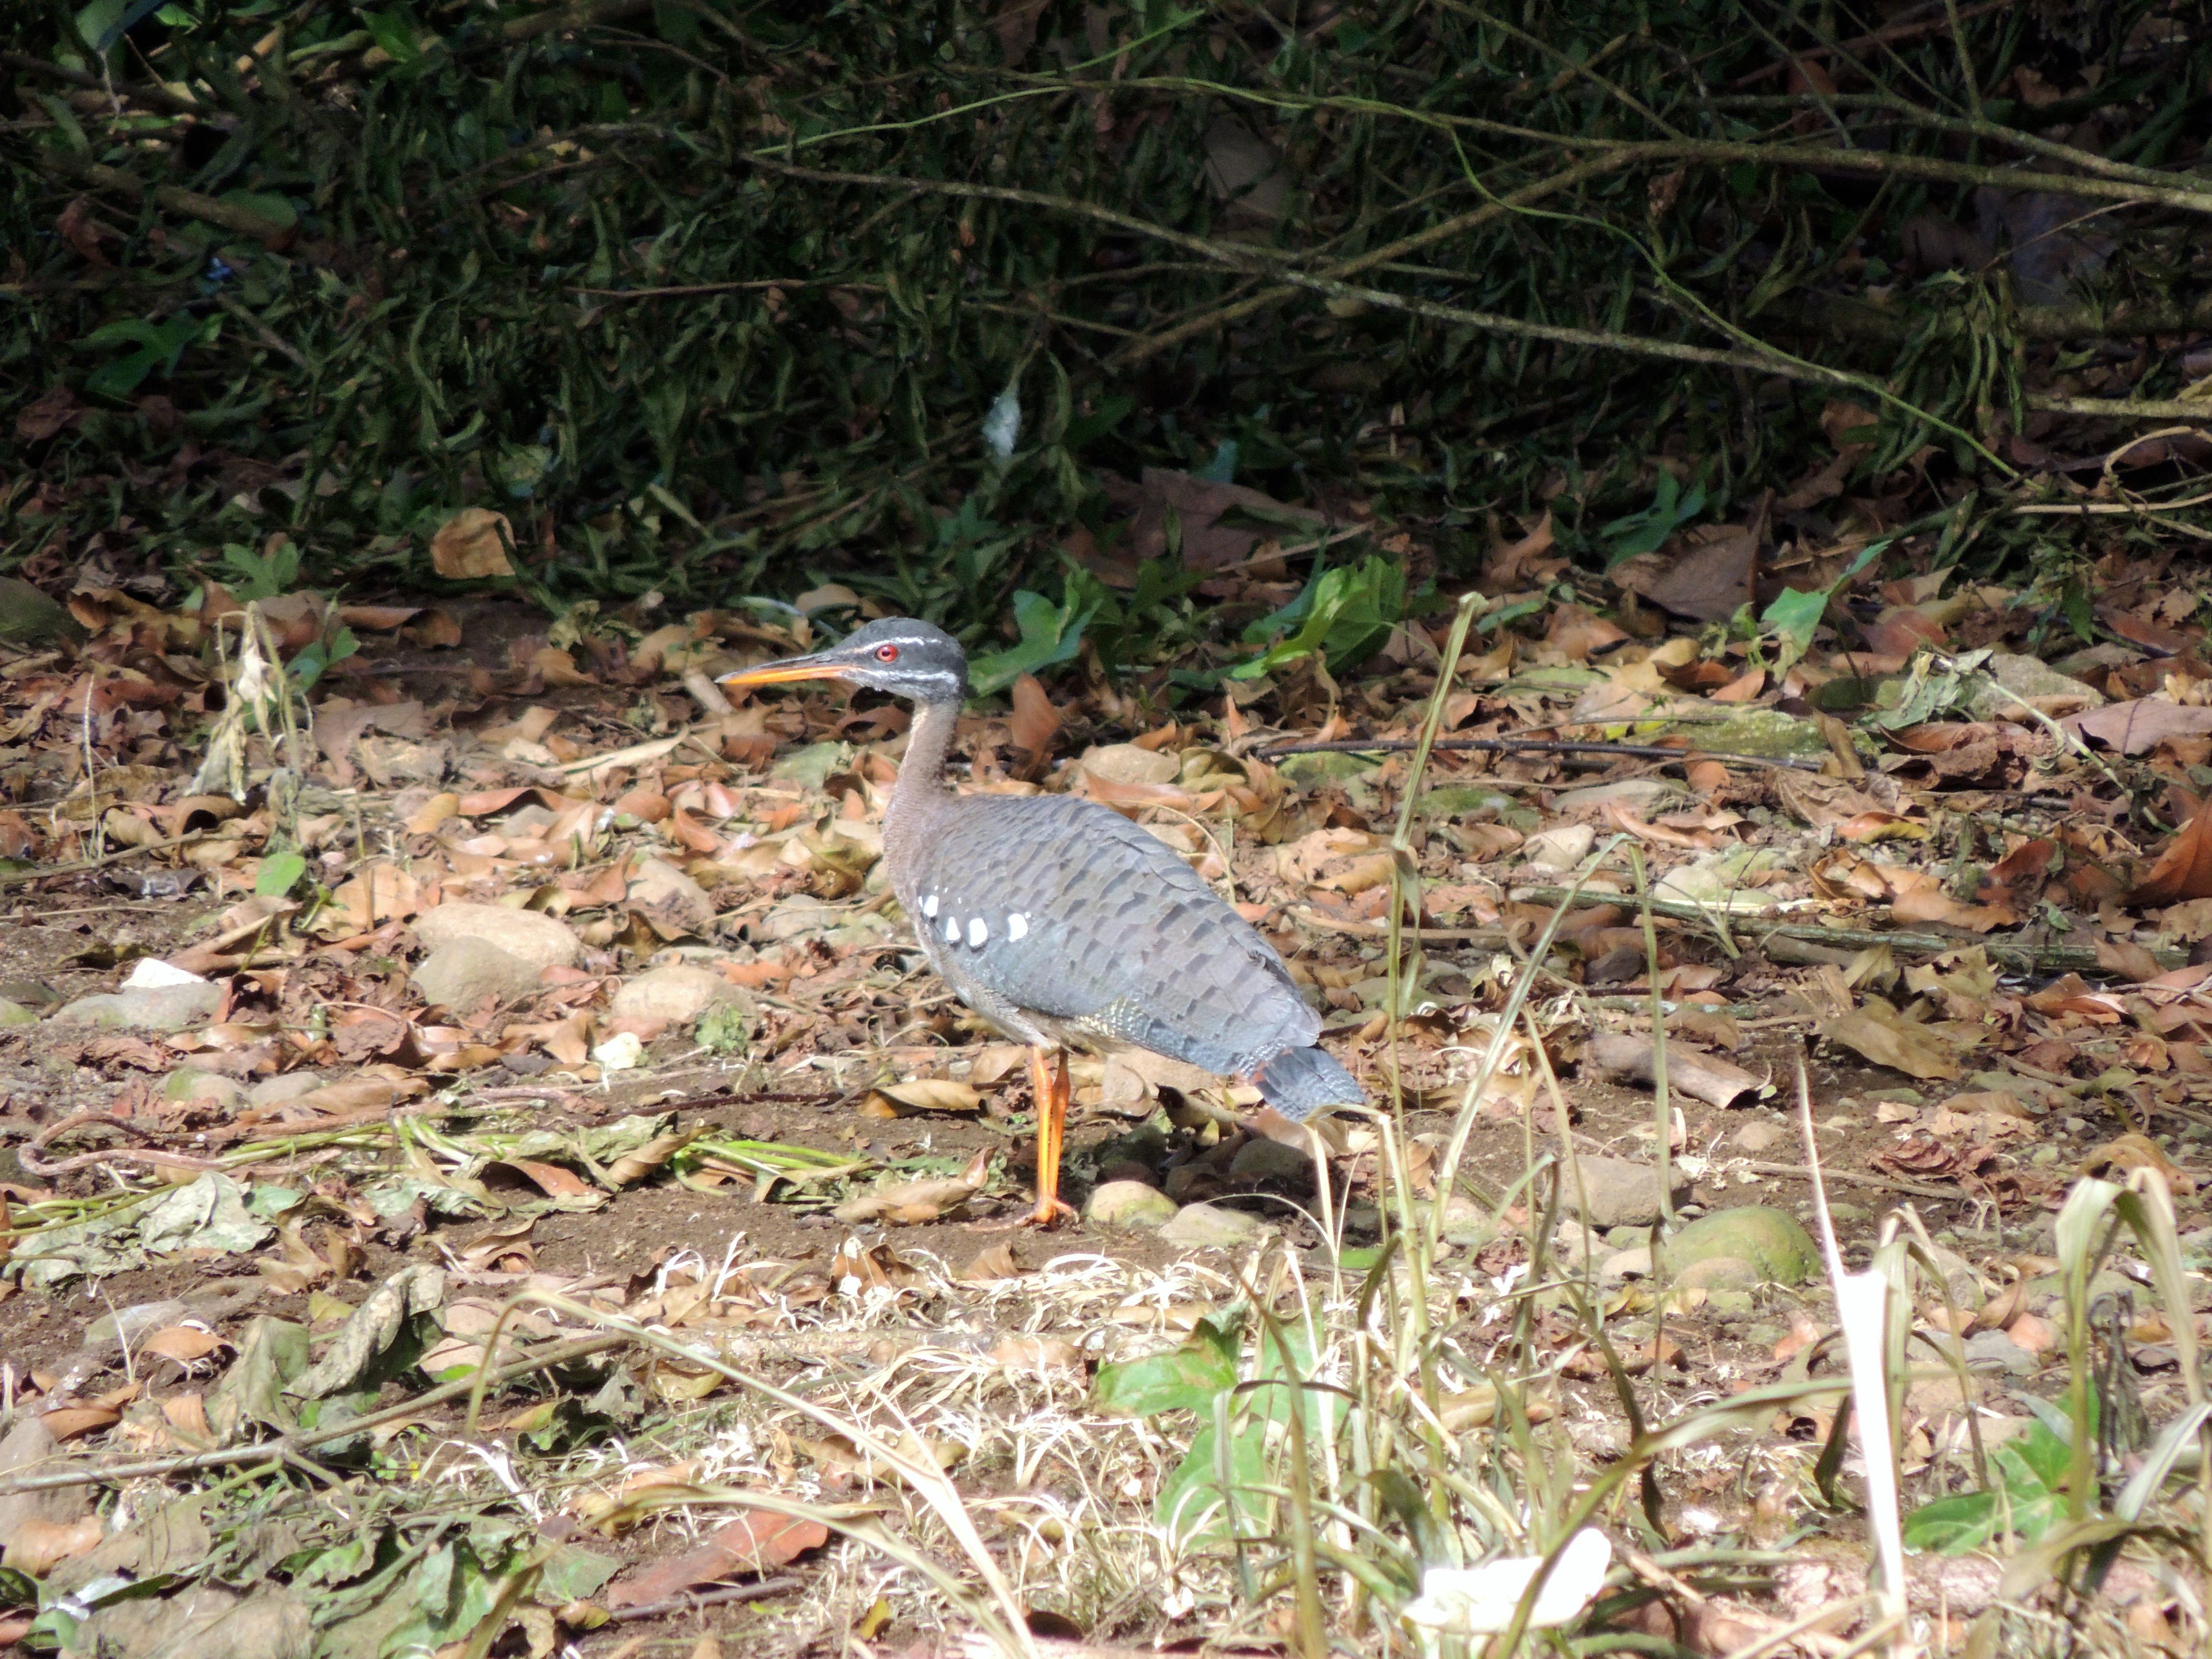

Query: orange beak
left=715, top=655, right=854, bottom=690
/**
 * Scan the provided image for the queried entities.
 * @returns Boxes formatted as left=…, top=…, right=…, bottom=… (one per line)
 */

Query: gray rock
left=1553, top=778, right=1684, bottom=816
left=0, top=999, right=37, bottom=1028
left=1733, top=1119, right=1787, bottom=1155
left=53, top=982, right=223, bottom=1032
left=414, top=901, right=580, bottom=972
left=611, top=963, right=745, bottom=1025
left=626, top=857, right=716, bottom=935
left=1679, top=1254, right=1762, bottom=1293
left=0, top=1418, right=89, bottom=1554
left=1159, top=1202, right=1270, bottom=1250
left=1661, top=1206, right=1817, bottom=1286
left=1599, top=1246, right=1652, bottom=1282
left=1706, top=1288, right=1757, bottom=1318
left=162, top=1068, right=243, bottom=1106
left=0, top=577, right=80, bottom=645
left=247, top=1073, right=325, bottom=1108
left=1551, top=1224, right=1603, bottom=1266
left=76, top=1583, right=312, bottom=1659
left=1162, top=1164, right=1219, bottom=1203
left=1967, top=651, right=2103, bottom=719
left=1228, top=1137, right=1315, bottom=1184
left=409, top=936, right=541, bottom=1011
left=1084, top=1180, right=1178, bottom=1231
left=1563, top=1154, right=1691, bottom=1228
left=1522, top=823, right=1596, bottom=872
left=1964, top=1329, right=2040, bottom=1377
left=1439, top=1194, right=1497, bottom=1248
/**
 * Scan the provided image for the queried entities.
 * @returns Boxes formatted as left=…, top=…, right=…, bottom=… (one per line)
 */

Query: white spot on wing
left=923, top=893, right=938, bottom=917
left=943, top=917, right=959, bottom=942
left=968, top=918, right=988, bottom=947
left=1007, top=913, right=1028, bottom=940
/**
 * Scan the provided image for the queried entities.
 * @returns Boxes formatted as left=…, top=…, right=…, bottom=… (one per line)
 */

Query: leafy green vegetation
left=8, top=0, right=2204, bottom=663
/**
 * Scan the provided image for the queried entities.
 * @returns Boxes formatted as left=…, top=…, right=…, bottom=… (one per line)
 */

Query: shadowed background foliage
left=3, top=0, right=2208, bottom=655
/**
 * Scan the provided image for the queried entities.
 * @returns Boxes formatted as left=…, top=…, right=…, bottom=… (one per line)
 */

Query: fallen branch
left=1514, top=885, right=2188, bottom=976
left=0, top=1332, right=633, bottom=1498
left=33, top=152, right=293, bottom=242
left=1256, top=735, right=1826, bottom=769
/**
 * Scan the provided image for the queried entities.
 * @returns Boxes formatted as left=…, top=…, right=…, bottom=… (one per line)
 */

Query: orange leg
left=1027, top=1046, right=1077, bottom=1227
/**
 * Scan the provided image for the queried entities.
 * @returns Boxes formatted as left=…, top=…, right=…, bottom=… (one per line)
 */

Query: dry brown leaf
left=429, top=508, right=515, bottom=578
left=1821, top=998, right=1962, bottom=1080
left=606, top=1507, right=830, bottom=1607
left=1009, top=673, right=1061, bottom=757
left=959, top=1242, right=1022, bottom=1281
left=530, top=645, right=594, bottom=686
left=832, top=1148, right=991, bottom=1224
left=866, top=1079, right=985, bottom=1116
left=139, top=1326, right=227, bottom=1365
left=36, top=1404, right=120, bottom=1442
left=2068, top=698, right=2212, bottom=756
left=988, top=1335, right=1082, bottom=1375
left=604, top=1130, right=699, bottom=1188
left=2130, top=806, right=2212, bottom=906
left=0, top=1514, right=102, bottom=1575
left=2081, top=1132, right=2194, bottom=1193
left=2095, top=936, right=2164, bottom=983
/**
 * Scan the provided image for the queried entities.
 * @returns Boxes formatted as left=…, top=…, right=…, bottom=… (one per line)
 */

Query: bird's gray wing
left=902, top=794, right=1318, bottom=1075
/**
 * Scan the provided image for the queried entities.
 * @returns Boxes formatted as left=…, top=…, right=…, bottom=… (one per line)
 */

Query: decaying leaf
left=832, top=1148, right=993, bottom=1224
left=429, top=508, right=516, bottom=579
left=2129, top=806, right=2212, bottom=906
left=1821, top=998, right=1962, bottom=1080
left=863, top=1078, right=985, bottom=1118
left=606, top=1506, right=830, bottom=1607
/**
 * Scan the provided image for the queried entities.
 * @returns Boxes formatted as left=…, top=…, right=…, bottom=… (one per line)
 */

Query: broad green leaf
left=1154, top=1419, right=1269, bottom=1545
left=255, top=851, right=308, bottom=897
left=1093, top=1317, right=1238, bottom=1415
left=1900, top=1491, right=1999, bottom=1553
left=1759, top=541, right=1883, bottom=673
left=968, top=587, right=1099, bottom=697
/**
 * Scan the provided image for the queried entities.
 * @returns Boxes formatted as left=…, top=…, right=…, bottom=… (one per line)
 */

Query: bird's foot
left=975, top=1195, right=1079, bottom=1231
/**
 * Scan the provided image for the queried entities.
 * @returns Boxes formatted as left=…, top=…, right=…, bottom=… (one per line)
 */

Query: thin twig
left=607, top=1577, right=806, bottom=1621
left=0, top=830, right=208, bottom=889
left=0, top=1334, right=633, bottom=1498
left=1255, top=735, right=1827, bottom=769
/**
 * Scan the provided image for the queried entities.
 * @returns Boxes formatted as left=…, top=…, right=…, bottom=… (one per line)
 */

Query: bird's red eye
left=874, top=643, right=900, bottom=662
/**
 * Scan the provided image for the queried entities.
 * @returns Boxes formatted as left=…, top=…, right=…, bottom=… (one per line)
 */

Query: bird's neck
left=889, top=695, right=961, bottom=831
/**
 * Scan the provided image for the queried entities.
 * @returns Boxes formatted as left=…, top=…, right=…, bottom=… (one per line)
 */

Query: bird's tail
left=1254, top=1045, right=1362, bottom=1121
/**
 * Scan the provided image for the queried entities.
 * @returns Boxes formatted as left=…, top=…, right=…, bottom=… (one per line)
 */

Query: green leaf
left=1154, top=1418, right=1268, bottom=1544
left=1232, top=556, right=1405, bottom=679
left=255, top=850, right=308, bottom=897
left=1901, top=1491, right=1999, bottom=1554
left=219, top=190, right=297, bottom=229
left=1758, top=540, right=1883, bottom=673
left=2010, top=1418, right=2074, bottom=1493
left=1093, top=1316, right=1238, bottom=1415
left=1600, top=473, right=1706, bottom=567
left=967, top=586, right=1100, bottom=697
left=363, top=7, right=422, bottom=62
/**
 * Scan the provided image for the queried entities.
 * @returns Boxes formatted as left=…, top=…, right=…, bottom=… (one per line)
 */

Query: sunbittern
left=719, top=617, right=1362, bottom=1225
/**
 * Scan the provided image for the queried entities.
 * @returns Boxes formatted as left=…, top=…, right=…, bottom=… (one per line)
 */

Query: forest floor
left=1, top=534, right=2210, bottom=1659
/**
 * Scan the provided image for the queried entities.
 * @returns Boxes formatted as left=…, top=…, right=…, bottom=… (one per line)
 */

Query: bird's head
left=716, top=616, right=968, bottom=705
